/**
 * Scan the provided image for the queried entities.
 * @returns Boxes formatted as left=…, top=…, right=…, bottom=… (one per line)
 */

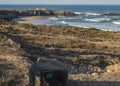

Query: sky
left=0, top=0, right=120, bottom=5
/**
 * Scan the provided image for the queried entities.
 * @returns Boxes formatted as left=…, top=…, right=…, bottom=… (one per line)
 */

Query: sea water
left=0, top=5, right=120, bottom=31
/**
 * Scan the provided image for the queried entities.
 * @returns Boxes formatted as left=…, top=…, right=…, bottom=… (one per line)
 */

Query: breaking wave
left=68, top=22, right=89, bottom=28
left=55, top=21, right=69, bottom=25
left=57, top=15, right=79, bottom=20
left=113, top=21, right=120, bottom=25
left=74, top=12, right=101, bottom=16
left=61, top=21, right=68, bottom=24
left=74, top=12, right=83, bottom=15
left=49, top=17, right=58, bottom=20
left=85, top=12, right=101, bottom=16
left=85, top=18, right=111, bottom=22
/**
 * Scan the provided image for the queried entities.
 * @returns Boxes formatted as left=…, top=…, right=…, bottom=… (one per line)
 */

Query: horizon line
left=0, top=4, right=120, bottom=5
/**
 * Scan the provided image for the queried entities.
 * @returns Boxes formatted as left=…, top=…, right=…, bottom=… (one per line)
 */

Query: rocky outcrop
left=102, top=13, right=120, bottom=16
left=0, top=9, right=76, bottom=19
left=0, top=15, right=9, bottom=21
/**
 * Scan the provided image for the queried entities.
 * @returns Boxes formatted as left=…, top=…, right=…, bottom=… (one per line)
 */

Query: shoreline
left=0, top=8, right=120, bottom=32
left=12, top=16, right=50, bottom=23
left=13, top=16, right=119, bottom=32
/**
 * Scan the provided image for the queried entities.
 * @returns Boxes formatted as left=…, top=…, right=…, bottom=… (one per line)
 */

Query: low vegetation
left=0, top=18, right=120, bottom=86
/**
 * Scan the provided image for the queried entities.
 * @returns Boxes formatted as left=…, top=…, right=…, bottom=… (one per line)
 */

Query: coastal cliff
left=0, top=9, right=76, bottom=19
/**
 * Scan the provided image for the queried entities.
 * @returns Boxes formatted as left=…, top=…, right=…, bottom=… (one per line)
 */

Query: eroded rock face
left=0, top=9, right=76, bottom=19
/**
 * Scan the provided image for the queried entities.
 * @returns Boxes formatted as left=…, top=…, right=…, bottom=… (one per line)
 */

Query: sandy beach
left=12, top=16, right=49, bottom=23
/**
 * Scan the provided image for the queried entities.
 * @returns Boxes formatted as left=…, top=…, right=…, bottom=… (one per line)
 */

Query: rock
left=51, top=10, right=65, bottom=15
left=40, top=10, right=51, bottom=15
left=102, top=13, right=120, bottom=16
left=91, top=72, right=98, bottom=76
left=64, top=11, right=76, bottom=16
left=0, top=9, right=76, bottom=19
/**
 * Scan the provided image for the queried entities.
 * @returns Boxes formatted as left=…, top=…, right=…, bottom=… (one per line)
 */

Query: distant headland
left=0, top=8, right=76, bottom=19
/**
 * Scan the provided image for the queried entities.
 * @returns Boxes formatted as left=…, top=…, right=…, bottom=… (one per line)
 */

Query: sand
left=12, top=16, right=49, bottom=23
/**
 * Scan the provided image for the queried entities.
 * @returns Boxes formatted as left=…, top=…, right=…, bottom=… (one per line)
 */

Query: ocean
left=0, top=5, right=120, bottom=31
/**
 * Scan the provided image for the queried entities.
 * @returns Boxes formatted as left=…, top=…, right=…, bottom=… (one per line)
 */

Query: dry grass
left=0, top=54, right=31, bottom=86
left=0, top=22, right=120, bottom=86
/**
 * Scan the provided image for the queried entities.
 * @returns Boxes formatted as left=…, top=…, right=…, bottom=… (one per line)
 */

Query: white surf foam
left=58, top=15, right=65, bottom=18
left=68, top=22, right=89, bottom=28
left=56, top=21, right=69, bottom=25
left=85, top=12, right=101, bottom=16
left=74, top=12, right=101, bottom=16
left=60, top=17, right=78, bottom=20
left=61, top=21, right=68, bottom=24
left=49, top=17, right=58, bottom=20
left=85, top=18, right=111, bottom=22
left=113, top=21, right=120, bottom=25
left=74, top=12, right=83, bottom=15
